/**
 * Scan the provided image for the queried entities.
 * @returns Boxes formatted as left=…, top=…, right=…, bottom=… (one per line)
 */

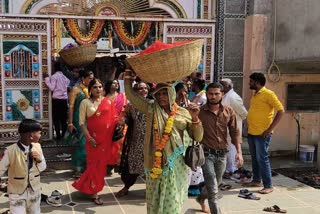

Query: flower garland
left=112, top=21, right=151, bottom=47
left=63, top=19, right=105, bottom=45
left=150, top=103, right=178, bottom=179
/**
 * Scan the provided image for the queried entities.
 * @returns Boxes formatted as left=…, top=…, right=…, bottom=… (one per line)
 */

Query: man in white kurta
left=220, top=78, right=248, bottom=174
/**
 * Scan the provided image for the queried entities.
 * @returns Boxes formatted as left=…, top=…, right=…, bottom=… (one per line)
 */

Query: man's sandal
left=92, top=196, right=103, bottom=205
left=263, top=205, right=287, bottom=213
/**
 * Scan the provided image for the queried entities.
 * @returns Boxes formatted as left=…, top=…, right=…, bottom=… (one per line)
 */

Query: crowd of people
left=0, top=59, right=284, bottom=214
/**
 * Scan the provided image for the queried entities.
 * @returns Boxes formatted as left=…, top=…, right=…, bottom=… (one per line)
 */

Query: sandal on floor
left=263, top=205, right=287, bottom=213
left=238, top=189, right=260, bottom=200
left=115, top=187, right=129, bottom=198
left=238, top=192, right=260, bottom=200
left=219, top=183, right=232, bottom=191
left=92, top=196, right=103, bottom=205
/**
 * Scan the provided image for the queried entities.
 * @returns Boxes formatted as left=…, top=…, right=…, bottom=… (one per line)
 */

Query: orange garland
left=150, top=103, right=178, bottom=179
left=112, top=21, right=152, bottom=47
left=64, top=19, right=105, bottom=45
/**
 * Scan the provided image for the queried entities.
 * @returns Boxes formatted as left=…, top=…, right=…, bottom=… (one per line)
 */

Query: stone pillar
left=242, top=15, right=268, bottom=107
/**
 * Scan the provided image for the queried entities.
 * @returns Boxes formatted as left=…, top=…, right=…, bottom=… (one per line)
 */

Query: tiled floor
left=1, top=158, right=320, bottom=214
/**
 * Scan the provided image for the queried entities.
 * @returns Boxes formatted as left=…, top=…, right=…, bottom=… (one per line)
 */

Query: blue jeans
left=248, top=134, right=272, bottom=188
left=198, top=152, right=226, bottom=214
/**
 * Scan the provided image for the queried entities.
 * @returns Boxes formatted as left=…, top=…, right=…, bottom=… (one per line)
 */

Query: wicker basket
left=59, top=44, right=97, bottom=67
left=126, top=39, right=204, bottom=83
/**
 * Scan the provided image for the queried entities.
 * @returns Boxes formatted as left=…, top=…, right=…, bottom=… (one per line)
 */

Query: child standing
left=0, top=119, right=46, bottom=214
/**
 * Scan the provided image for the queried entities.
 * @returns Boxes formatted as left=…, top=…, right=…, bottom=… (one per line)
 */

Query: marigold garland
left=112, top=21, right=151, bottom=47
left=64, top=19, right=105, bottom=45
left=150, top=103, right=178, bottom=179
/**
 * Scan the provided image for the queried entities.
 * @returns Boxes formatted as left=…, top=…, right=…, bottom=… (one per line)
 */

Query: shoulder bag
left=184, top=141, right=205, bottom=171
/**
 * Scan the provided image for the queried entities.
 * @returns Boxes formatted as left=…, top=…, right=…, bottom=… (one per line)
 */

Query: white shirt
left=222, top=89, right=248, bottom=139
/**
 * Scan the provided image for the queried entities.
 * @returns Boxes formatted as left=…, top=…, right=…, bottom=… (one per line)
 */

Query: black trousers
left=52, top=98, right=68, bottom=139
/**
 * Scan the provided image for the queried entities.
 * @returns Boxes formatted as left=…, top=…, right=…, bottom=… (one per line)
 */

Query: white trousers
left=225, top=141, right=238, bottom=173
left=9, top=188, right=41, bottom=214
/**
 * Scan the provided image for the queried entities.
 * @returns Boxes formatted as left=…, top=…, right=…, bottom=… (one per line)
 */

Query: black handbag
left=184, top=141, right=205, bottom=171
left=112, top=125, right=124, bottom=142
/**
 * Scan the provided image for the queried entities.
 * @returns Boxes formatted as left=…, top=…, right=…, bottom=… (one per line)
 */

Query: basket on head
left=59, top=44, right=97, bottom=67
left=126, top=39, right=204, bottom=83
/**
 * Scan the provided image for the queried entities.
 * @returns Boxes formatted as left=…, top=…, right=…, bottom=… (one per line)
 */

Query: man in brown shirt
left=197, top=82, right=244, bottom=214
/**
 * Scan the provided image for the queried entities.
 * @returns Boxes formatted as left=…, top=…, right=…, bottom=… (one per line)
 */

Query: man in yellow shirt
left=246, top=72, right=284, bottom=194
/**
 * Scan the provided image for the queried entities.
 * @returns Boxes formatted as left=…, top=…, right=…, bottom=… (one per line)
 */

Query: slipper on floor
left=238, top=189, right=260, bottom=200
left=238, top=192, right=260, bottom=200
left=263, top=205, right=287, bottom=213
left=219, top=183, right=232, bottom=191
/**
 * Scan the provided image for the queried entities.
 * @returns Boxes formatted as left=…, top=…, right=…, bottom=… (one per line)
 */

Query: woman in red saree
left=72, top=78, right=119, bottom=205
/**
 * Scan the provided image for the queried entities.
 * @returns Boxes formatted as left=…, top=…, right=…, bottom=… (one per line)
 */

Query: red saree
left=72, top=97, right=118, bottom=194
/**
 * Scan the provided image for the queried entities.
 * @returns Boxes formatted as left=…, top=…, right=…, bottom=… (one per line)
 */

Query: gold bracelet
left=68, top=123, right=73, bottom=127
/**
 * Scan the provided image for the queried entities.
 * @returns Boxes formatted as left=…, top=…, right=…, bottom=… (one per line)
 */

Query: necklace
left=150, top=103, right=178, bottom=179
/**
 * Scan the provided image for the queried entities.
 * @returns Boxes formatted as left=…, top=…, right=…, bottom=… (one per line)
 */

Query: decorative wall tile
left=215, top=0, right=250, bottom=94
left=0, top=20, right=51, bottom=142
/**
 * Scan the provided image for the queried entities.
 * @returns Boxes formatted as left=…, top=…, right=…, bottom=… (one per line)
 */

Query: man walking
left=220, top=78, right=247, bottom=177
left=246, top=72, right=284, bottom=194
left=197, top=83, right=244, bottom=214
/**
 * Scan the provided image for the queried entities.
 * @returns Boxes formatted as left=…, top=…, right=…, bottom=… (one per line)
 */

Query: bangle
left=68, top=123, right=73, bottom=127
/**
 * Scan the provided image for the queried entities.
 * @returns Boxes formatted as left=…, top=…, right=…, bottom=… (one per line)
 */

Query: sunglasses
left=93, top=86, right=103, bottom=89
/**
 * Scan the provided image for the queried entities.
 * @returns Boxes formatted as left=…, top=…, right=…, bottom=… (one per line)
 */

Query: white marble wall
left=177, top=0, right=198, bottom=19
left=10, top=0, right=24, bottom=14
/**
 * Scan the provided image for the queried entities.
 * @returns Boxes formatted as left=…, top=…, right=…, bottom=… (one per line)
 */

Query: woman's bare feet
left=196, top=198, right=211, bottom=213
left=115, top=187, right=129, bottom=198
